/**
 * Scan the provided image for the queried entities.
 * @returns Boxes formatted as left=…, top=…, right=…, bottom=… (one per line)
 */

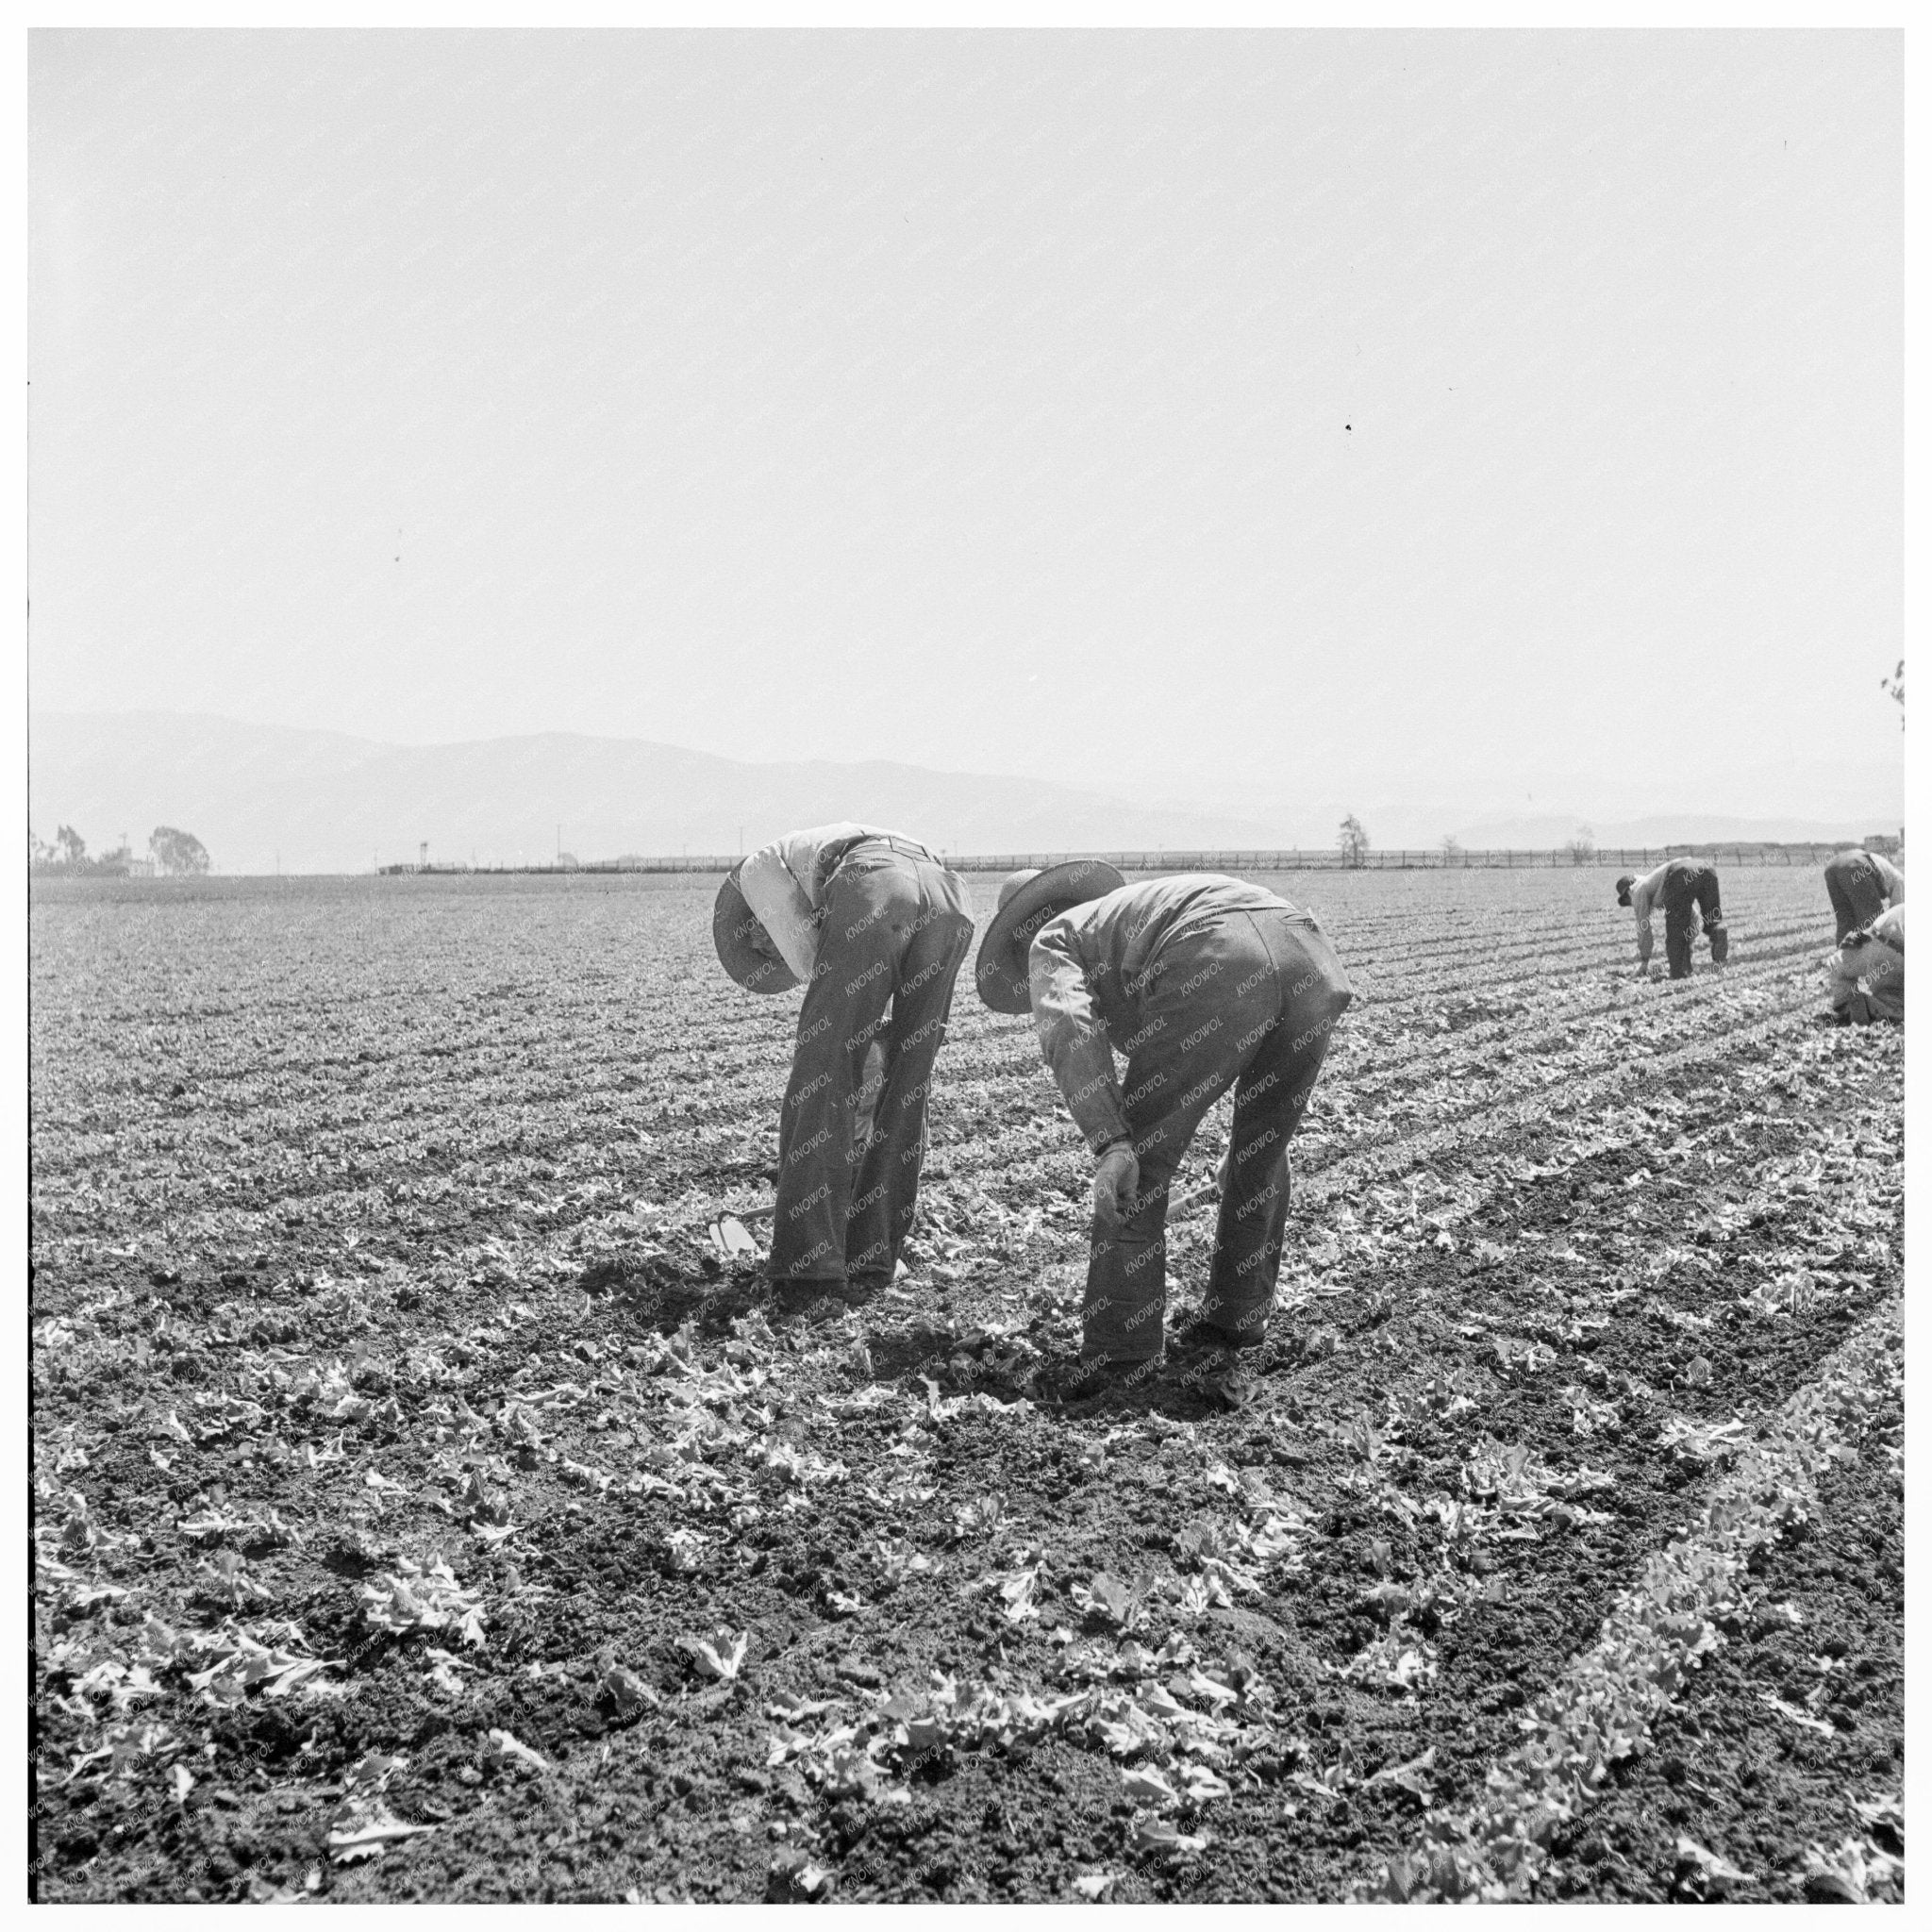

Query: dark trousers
left=1661, top=861, right=1726, bottom=979
left=770, top=841, right=974, bottom=1287
left=1084, top=907, right=1354, bottom=1362
left=1824, top=853, right=1889, bottom=942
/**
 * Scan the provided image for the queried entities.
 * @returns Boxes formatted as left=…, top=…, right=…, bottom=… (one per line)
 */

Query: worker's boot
left=1168, top=1314, right=1264, bottom=1357
left=1037, top=1352, right=1162, bottom=1407
left=769, top=1277, right=868, bottom=1322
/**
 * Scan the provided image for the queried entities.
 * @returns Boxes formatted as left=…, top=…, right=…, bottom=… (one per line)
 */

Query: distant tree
left=40, top=823, right=93, bottom=869
left=1338, top=815, right=1370, bottom=869
left=149, top=825, right=211, bottom=875
left=1881, top=658, right=1904, bottom=726
left=1566, top=824, right=1596, bottom=864
left=1440, top=834, right=1464, bottom=868
left=28, top=828, right=57, bottom=871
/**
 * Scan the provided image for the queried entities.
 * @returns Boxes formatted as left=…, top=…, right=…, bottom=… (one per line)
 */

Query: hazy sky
left=30, top=30, right=1903, bottom=834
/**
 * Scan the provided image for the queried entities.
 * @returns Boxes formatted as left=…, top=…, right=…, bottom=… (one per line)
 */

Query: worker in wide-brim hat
left=976, top=866, right=1355, bottom=1401
left=1824, top=902, right=1905, bottom=1024
left=1618, top=858, right=1728, bottom=979
left=715, top=824, right=974, bottom=1315
left=1824, top=847, right=1905, bottom=944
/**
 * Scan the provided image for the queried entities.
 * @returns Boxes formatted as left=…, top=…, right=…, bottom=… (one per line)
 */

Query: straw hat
left=974, top=859, right=1125, bottom=1014
left=713, top=869, right=801, bottom=993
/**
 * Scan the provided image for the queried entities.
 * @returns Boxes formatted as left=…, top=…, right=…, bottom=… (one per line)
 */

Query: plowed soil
left=29, top=866, right=1903, bottom=1902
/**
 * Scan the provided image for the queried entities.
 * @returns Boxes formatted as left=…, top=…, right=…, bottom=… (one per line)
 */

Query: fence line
left=377, top=842, right=1874, bottom=877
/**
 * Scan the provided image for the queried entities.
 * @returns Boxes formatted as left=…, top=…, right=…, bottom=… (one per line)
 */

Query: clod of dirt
left=1802, top=1869, right=1862, bottom=1904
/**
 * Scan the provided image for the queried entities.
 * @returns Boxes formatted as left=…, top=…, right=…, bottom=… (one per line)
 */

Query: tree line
left=29, top=825, right=211, bottom=876
left=1340, top=815, right=1597, bottom=869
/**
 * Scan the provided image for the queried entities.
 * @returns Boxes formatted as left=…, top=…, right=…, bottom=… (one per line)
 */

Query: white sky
left=28, top=29, right=1903, bottom=832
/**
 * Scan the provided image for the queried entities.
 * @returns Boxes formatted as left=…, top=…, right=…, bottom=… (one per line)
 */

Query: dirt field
left=29, top=865, right=1903, bottom=1903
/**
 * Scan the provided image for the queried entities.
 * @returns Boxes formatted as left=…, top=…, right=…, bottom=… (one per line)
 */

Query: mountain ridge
left=30, top=711, right=1901, bottom=875
left=28, top=710, right=1296, bottom=874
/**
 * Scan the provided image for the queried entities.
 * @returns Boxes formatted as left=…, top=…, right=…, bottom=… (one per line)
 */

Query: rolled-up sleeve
left=1876, top=855, right=1906, bottom=905
left=736, top=844, right=819, bottom=982
left=1029, top=920, right=1129, bottom=1152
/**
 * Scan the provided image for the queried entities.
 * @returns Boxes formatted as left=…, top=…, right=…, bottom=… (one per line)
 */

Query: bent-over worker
left=713, top=824, right=974, bottom=1313
left=1824, top=847, right=1905, bottom=943
left=1616, top=858, right=1729, bottom=979
left=1824, top=903, right=1904, bottom=1024
left=975, top=866, right=1354, bottom=1399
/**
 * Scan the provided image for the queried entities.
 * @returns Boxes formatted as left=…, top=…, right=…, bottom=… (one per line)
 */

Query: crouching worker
left=1824, top=847, right=1905, bottom=943
left=1617, top=858, right=1729, bottom=978
left=1824, top=904, right=1904, bottom=1024
left=713, top=825, right=974, bottom=1315
left=974, top=867, right=1354, bottom=1400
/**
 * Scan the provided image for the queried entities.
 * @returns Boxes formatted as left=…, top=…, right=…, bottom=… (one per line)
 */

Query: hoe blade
left=708, top=1216, right=762, bottom=1259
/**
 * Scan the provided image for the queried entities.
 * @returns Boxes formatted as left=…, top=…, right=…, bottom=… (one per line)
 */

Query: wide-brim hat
left=1614, top=874, right=1637, bottom=907
left=974, top=859, right=1126, bottom=1015
left=713, top=869, right=800, bottom=993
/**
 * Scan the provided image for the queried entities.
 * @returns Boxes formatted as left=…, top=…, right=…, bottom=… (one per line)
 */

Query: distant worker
left=1615, top=858, right=1729, bottom=979
left=1824, top=904, right=1904, bottom=1024
left=713, top=824, right=974, bottom=1315
left=1824, top=846, right=1905, bottom=943
left=975, top=866, right=1354, bottom=1400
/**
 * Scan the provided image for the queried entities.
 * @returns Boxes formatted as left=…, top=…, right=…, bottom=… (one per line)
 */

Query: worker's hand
left=1092, top=1141, right=1140, bottom=1236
